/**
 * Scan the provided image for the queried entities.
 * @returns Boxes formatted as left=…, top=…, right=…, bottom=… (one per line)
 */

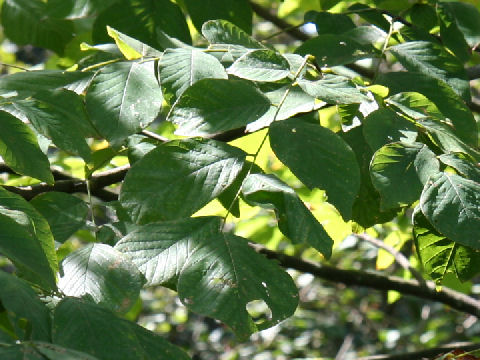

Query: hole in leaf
left=246, top=299, right=272, bottom=326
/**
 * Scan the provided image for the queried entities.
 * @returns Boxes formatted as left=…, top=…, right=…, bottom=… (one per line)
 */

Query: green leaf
left=409, top=4, right=438, bottom=32
left=0, top=111, right=53, bottom=184
left=120, top=139, right=246, bottom=224
left=0, top=70, right=94, bottom=98
left=305, top=10, right=355, bottom=35
left=377, top=72, right=478, bottom=146
left=179, top=230, right=298, bottom=339
left=362, top=108, right=417, bottom=151
left=439, top=2, right=480, bottom=48
left=420, top=172, right=480, bottom=249
left=0, top=187, right=57, bottom=290
left=347, top=3, right=390, bottom=32
left=9, top=90, right=93, bottom=160
left=30, top=192, right=88, bottom=243
left=93, top=0, right=191, bottom=49
left=186, top=0, right=253, bottom=34
left=370, top=142, right=439, bottom=210
left=0, top=344, right=45, bottom=359
left=269, top=119, right=360, bottom=220
left=386, top=91, right=445, bottom=121
left=437, top=3, right=471, bottom=63
left=247, top=83, right=319, bottom=132
left=1, top=0, right=74, bottom=55
left=85, top=61, right=163, bottom=144
left=167, top=79, right=270, bottom=136
left=53, top=298, right=191, bottom=360
left=228, top=49, right=291, bottom=82
left=33, top=342, right=101, bottom=360
left=413, top=207, right=480, bottom=283
left=46, top=0, right=118, bottom=18
left=0, top=271, right=51, bottom=341
left=241, top=173, right=334, bottom=258
left=418, top=118, right=480, bottom=161
left=119, top=217, right=298, bottom=339
left=58, top=244, right=145, bottom=313
left=296, top=34, right=377, bottom=67
left=297, top=74, right=369, bottom=104
left=389, top=41, right=470, bottom=100
left=107, top=26, right=163, bottom=60
left=115, top=217, right=220, bottom=287
left=202, top=20, right=263, bottom=48
left=438, top=153, right=480, bottom=182
left=341, top=126, right=399, bottom=229
left=158, top=48, right=227, bottom=105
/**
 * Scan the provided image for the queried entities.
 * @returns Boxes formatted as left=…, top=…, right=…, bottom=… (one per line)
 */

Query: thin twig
left=356, top=342, right=480, bottom=360
left=356, top=233, right=426, bottom=285
left=251, top=243, right=480, bottom=317
left=140, top=130, right=169, bottom=142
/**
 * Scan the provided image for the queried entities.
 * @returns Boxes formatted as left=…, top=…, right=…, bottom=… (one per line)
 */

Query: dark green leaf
left=269, top=119, right=360, bottom=220
left=247, top=83, right=319, bottom=132
left=342, top=126, right=399, bottom=228
left=10, top=90, right=93, bottom=161
left=305, top=10, right=355, bottom=35
left=158, top=48, right=227, bottom=104
left=414, top=207, right=480, bottom=283
left=33, top=342, right=101, bottom=360
left=419, top=118, right=480, bottom=161
left=297, top=74, right=369, bottom=104
left=377, top=72, right=478, bottom=146
left=30, top=192, right=88, bottom=243
left=363, top=108, right=417, bottom=151
left=0, top=111, right=53, bottom=184
left=178, top=230, right=298, bottom=339
left=0, top=187, right=57, bottom=290
left=296, top=34, right=377, bottom=67
left=93, top=0, right=191, bottom=49
left=202, top=20, right=263, bottom=48
left=53, top=298, right=190, bottom=360
left=0, top=271, right=50, bottom=341
left=439, top=2, right=480, bottom=48
left=186, top=0, right=252, bottom=34
left=0, top=71, right=94, bottom=98
left=120, top=139, right=246, bottom=224
left=438, top=153, right=480, bottom=182
left=228, top=50, right=291, bottom=82
left=85, top=61, right=163, bottom=144
left=58, top=244, right=145, bottom=313
left=242, top=173, right=334, bottom=258
left=409, top=4, right=438, bottom=31
left=437, top=3, right=471, bottom=62
left=389, top=41, right=470, bottom=100
left=420, top=172, right=480, bottom=249
left=347, top=3, right=390, bottom=32
left=115, top=217, right=220, bottom=286
left=370, top=142, right=439, bottom=210
left=2, top=0, right=74, bottom=55
left=168, top=79, right=270, bottom=136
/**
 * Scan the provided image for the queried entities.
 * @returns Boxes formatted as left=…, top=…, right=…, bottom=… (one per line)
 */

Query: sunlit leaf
left=420, top=172, right=480, bottom=249
left=120, top=139, right=246, bottom=224
left=168, top=79, right=270, bottom=136
left=241, top=173, right=334, bottom=258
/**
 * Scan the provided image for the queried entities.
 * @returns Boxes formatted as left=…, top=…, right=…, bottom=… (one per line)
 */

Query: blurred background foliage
left=1, top=0, right=480, bottom=359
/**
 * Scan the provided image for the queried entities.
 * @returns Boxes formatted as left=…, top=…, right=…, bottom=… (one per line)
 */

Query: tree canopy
left=0, top=0, right=480, bottom=359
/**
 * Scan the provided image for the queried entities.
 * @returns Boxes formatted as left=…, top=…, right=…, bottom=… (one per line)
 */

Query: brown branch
left=356, top=233, right=425, bottom=285
left=357, top=342, right=480, bottom=360
left=251, top=243, right=480, bottom=317
left=248, top=1, right=310, bottom=41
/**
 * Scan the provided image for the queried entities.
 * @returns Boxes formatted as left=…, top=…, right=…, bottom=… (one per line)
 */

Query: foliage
left=0, top=0, right=479, bottom=359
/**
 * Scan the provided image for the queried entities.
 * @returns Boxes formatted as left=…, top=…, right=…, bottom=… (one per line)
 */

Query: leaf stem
left=81, top=58, right=122, bottom=72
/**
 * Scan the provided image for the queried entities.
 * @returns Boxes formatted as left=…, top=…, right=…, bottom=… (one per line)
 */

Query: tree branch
left=251, top=243, right=480, bottom=318
left=357, top=342, right=480, bottom=360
